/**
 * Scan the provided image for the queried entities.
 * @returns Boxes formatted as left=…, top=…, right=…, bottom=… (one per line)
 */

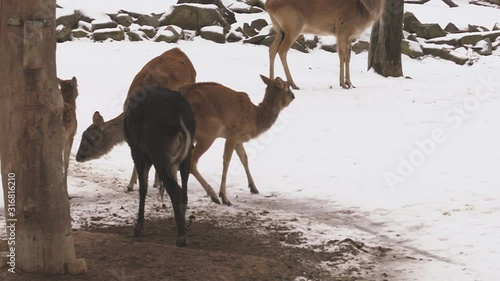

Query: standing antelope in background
left=180, top=75, right=295, bottom=205
left=265, top=0, right=385, bottom=89
left=59, top=77, right=79, bottom=193
left=124, top=87, right=195, bottom=247
left=75, top=48, right=196, bottom=191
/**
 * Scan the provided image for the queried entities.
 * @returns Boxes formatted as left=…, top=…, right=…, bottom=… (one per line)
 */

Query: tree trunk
left=368, top=0, right=404, bottom=77
left=0, top=0, right=83, bottom=274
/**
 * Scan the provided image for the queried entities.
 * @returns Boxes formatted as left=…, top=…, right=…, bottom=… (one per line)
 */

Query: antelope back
left=125, top=48, right=197, bottom=109
left=265, top=0, right=385, bottom=37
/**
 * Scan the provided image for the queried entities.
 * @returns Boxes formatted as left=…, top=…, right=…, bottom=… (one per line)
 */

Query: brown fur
left=179, top=75, right=295, bottom=205
left=265, top=0, right=385, bottom=89
left=58, top=77, right=79, bottom=192
left=75, top=48, right=196, bottom=191
left=124, top=47, right=197, bottom=109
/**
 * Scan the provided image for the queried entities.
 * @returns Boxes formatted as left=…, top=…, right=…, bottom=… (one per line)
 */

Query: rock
left=250, top=18, right=268, bottom=31
left=56, top=25, right=72, bottom=42
left=228, top=2, right=264, bottom=13
left=106, top=13, right=119, bottom=22
left=160, top=4, right=230, bottom=32
left=139, top=26, right=156, bottom=38
left=57, top=11, right=81, bottom=29
left=427, top=31, right=500, bottom=47
left=243, top=34, right=307, bottom=53
left=117, top=10, right=143, bottom=19
left=460, top=34, right=486, bottom=46
left=468, top=24, right=489, bottom=32
left=78, top=11, right=95, bottom=23
left=246, top=0, right=265, bottom=9
left=421, top=44, right=468, bottom=65
left=155, top=26, right=183, bottom=43
left=265, top=35, right=308, bottom=53
left=321, top=43, right=337, bottom=53
left=116, top=13, right=134, bottom=27
left=166, top=25, right=184, bottom=38
left=404, top=12, right=446, bottom=39
left=66, top=258, right=87, bottom=275
left=290, top=41, right=308, bottom=53
left=259, top=35, right=277, bottom=47
left=444, top=22, right=460, bottom=34
left=352, top=40, right=370, bottom=54
left=484, top=30, right=500, bottom=42
left=493, top=23, right=500, bottom=31
left=78, top=20, right=92, bottom=32
left=401, top=39, right=424, bottom=58
left=177, top=0, right=236, bottom=24
left=300, top=35, right=319, bottom=50
left=93, top=28, right=125, bottom=41
left=127, top=31, right=145, bottom=41
left=226, top=30, right=244, bottom=42
left=407, top=34, right=418, bottom=42
left=183, top=29, right=197, bottom=41
left=243, top=34, right=267, bottom=44
left=72, top=29, right=89, bottom=39
left=91, top=19, right=118, bottom=31
left=415, top=23, right=447, bottom=39
left=200, top=25, right=226, bottom=43
left=136, top=14, right=160, bottom=28
left=493, top=37, right=500, bottom=50
left=243, top=23, right=258, bottom=37
left=472, top=38, right=493, bottom=56
left=403, top=12, right=421, bottom=33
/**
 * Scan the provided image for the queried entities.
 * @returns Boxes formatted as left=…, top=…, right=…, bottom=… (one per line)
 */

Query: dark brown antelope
left=58, top=77, right=79, bottom=192
left=124, top=86, right=195, bottom=247
left=265, top=0, right=385, bottom=89
left=75, top=48, right=196, bottom=191
left=180, top=75, right=295, bottom=205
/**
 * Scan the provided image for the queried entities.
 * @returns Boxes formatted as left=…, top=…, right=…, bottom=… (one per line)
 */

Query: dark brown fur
left=58, top=77, right=79, bottom=192
left=75, top=48, right=196, bottom=191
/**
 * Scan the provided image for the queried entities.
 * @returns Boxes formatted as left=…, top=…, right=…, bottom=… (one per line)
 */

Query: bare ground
left=1, top=159, right=402, bottom=280
left=1, top=209, right=394, bottom=281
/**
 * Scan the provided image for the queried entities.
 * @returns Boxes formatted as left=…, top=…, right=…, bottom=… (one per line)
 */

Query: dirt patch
left=0, top=213, right=368, bottom=281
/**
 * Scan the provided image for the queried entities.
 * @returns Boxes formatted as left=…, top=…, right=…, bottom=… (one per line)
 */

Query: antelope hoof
left=340, top=82, right=355, bottom=89
left=126, top=186, right=134, bottom=192
left=219, top=192, right=232, bottom=206
left=210, top=195, right=222, bottom=205
left=249, top=184, right=259, bottom=194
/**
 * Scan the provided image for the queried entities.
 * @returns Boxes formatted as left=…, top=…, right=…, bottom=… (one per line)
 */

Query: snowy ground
left=2, top=1, right=500, bottom=280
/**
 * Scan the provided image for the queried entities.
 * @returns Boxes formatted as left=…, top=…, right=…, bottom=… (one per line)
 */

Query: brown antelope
left=124, top=86, right=195, bottom=247
left=180, top=75, right=295, bottom=205
left=58, top=77, right=79, bottom=192
left=75, top=48, right=196, bottom=191
left=265, top=0, right=385, bottom=89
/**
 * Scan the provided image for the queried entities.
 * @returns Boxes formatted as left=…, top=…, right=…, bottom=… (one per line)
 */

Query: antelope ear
left=92, top=111, right=104, bottom=128
left=260, top=74, right=271, bottom=86
left=71, top=76, right=78, bottom=87
left=275, top=77, right=288, bottom=88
